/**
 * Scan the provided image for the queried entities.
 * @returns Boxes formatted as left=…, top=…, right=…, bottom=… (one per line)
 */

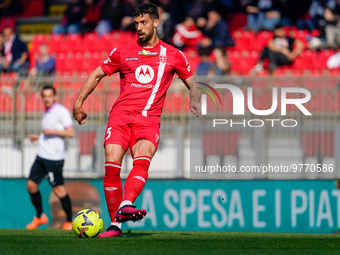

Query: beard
left=139, top=28, right=154, bottom=43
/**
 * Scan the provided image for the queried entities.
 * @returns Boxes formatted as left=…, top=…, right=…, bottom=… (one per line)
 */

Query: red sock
left=123, top=156, right=151, bottom=203
left=104, top=161, right=122, bottom=222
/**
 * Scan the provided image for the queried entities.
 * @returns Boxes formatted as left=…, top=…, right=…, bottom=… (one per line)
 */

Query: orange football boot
left=26, top=213, right=49, bottom=229
left=62, top=221, right=73, bottom=230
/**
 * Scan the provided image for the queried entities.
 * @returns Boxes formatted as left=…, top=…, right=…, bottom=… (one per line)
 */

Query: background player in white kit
left=26, top=85, right=74, bottom=230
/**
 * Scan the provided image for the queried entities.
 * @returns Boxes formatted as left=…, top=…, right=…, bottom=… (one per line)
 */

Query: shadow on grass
left=124, top=230, right=153, bottom=238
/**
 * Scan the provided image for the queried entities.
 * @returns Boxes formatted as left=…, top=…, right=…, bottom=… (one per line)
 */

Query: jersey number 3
left=105, top=127, right=112, bottom=140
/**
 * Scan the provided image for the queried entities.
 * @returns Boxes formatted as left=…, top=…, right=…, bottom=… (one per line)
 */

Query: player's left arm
left=173, top=51, right=201, bottom=117
left=182, top=75, right=201, bottom=117
left=43, top=126, right=74, bottom=138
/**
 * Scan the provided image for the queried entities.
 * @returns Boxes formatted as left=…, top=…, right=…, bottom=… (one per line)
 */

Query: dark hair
left=133, top=3, right=159, bottom=20
left=41, top=85, right=56, bottom=95
left=274, top=23, right=283, bottom=30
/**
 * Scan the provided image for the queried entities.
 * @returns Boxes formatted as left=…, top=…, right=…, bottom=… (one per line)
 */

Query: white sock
left=111, top=222, right=121, bottom=229
left=119, top=200, right=132, bottom=208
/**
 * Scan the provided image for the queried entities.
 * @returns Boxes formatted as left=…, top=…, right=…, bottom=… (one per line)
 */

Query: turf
left=1, top=229, right=340, bottom=255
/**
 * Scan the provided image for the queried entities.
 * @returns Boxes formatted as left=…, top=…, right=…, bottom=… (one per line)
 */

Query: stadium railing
left=0, top=75, right=339, bottom=179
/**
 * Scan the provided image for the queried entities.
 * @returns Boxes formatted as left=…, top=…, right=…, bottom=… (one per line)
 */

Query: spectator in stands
left=309, top=7, right=340, bottom=50
left=95, top=0, right=125, bottom=36
left=245, top=0, right=281, bottom=32
left=276, top=0, right=299, bottom=26
left=25, top=44, right=55, bottom=90
left=295, top=0, right=313, bottom=31
left=157, top=6, right=174, bottom=45
left=196, top=10, right=234, bottom=49
left=196, top=48, right=212, bottom=76
left=297, top=0, right=329, bottom=31
left=252, top=23, right=305, bottom=74
left=211, top=46, right=230, bottom=76
left=172, top=16, right=201, bottom=50
left=79, top=0, right=100, bottom=34
left=52, top=0, right=86, bottom=34
left=120, top=0, right=138, bottom=32
left=187, top=0, right=221, bottom=21
left=196, top=47, right=231, bottom=76
left=0, top=27, right=29, bottom=75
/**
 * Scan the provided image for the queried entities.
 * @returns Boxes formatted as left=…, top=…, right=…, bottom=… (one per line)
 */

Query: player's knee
left=52, top=185, right=67, bottom=198
left=26, top=180, right=38, bottom=193
left=105, top=145, right=125, bottom=164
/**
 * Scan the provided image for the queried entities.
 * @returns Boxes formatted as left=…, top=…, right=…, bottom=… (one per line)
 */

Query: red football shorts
left=104, top=114, right=161, bottom=151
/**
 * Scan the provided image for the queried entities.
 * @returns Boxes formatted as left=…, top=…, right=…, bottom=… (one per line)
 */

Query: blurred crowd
left=2, top=0, right=340, bottom=78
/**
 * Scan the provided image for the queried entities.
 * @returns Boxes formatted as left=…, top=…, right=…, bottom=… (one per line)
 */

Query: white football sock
left=111, top=222, right=121, bottom=229
left=119, top=200, right=132, bottom=208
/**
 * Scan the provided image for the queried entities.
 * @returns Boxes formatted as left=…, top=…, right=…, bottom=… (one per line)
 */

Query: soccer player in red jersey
left=73, top=3, right=201, bottom=237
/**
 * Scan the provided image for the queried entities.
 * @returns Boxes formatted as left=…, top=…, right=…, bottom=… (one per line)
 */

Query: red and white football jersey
left=100, top=40, right=193, bottom=117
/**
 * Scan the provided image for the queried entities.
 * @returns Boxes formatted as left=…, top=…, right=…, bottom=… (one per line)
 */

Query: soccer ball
left=72, top=209, right=103, bottom=238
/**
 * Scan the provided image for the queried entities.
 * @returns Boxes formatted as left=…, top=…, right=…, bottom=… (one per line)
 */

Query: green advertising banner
left=0, top=179, right=339, bottom=233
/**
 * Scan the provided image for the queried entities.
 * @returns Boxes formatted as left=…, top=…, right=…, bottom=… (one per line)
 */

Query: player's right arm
left=73, top=66, right=106, bottom=125
left=73, top=47, right=121, bottom=125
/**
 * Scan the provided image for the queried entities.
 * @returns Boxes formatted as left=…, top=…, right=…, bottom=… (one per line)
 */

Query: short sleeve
left=100, top=47, right=120, bottom=76
left=59, top=106, right=73, bottom=129
left=173, top=50, right=193, bottom=79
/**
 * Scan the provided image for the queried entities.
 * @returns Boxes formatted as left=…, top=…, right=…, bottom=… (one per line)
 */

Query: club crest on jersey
left=135, top=65, right=154, bottom=84
left=159, top=54, right=167, bottom=63
left=138, top=49, right=158, bottom=56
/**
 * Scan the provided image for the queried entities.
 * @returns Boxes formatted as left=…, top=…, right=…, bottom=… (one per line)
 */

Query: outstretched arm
left=73, top=66, right=106, bottom=125
left=43, top=127, right=74, bottom=138
left=182, top=75, right=201, bottom=117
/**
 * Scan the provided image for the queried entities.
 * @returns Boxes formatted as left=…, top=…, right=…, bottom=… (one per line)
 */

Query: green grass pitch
left=1, top=229, right=340, bottom=255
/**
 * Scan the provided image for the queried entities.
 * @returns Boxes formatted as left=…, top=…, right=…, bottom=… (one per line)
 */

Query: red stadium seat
left=30, top=34, right=47, bottom=54
left=311, top=29, right=320, bottom=37
left=255, top=31, right=273, bottom=51
left=316, top=49, right=335, bottom=70
left=65, top=34, right=82, bottom=52
left=243, top=50, right=259, bottom=74
left=82, top=33, right=99, bottom=52
left=232, top=30, right=256, bottom=51
left=72, top=52, right=84, bottom=71
left=49, top=34, right=65, bottom=53
left=100, top=33, right=115, bottom=52
left=82, top=52, right=101, bottom=72
left=293, top=30, right=309, bottom=46
left=89, top=52, right=102, bottom=70
left=228, top=50, right=242, bottom=74
left=293, top=50, right=317, bottom=70
left=55, top=53, right=67, bottom=71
